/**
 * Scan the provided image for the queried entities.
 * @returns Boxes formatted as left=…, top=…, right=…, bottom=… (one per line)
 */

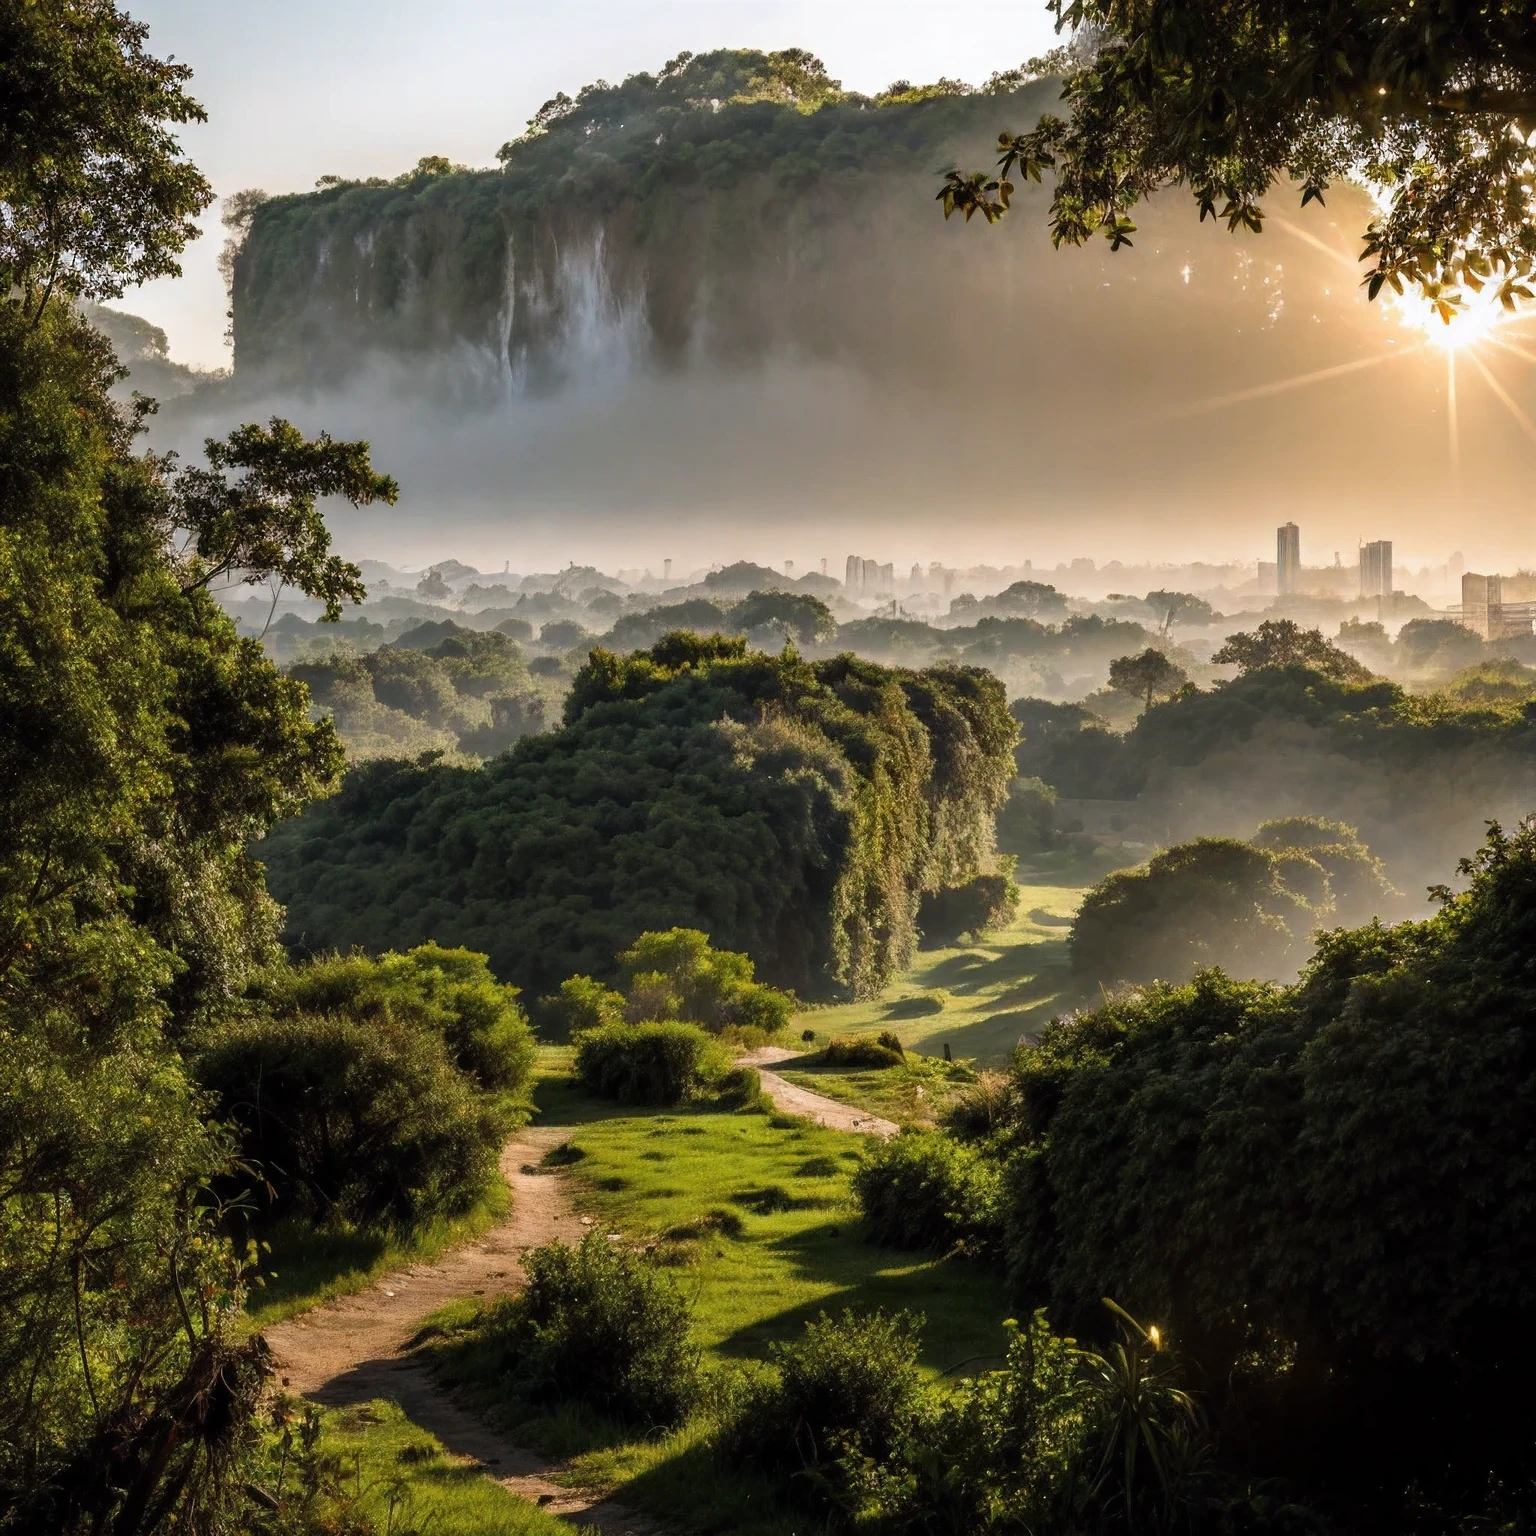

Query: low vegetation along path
left=263, top=1066, right=889, bottom=1531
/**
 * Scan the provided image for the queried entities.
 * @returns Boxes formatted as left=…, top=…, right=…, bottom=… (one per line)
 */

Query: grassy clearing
left=242, top=1180, right=510, bottom=1330
left=529, top=1068, right=1006, bottom=1368
left=793, top=855, right=1136, bottom=1064
left=425, top=1064, right=1009, bottom=1534
left=287, top=1398, right=567, bottom=1536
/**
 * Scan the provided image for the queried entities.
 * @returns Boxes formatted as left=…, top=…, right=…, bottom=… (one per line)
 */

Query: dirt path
left=264, top=1126, right=652, bottom=1532
left=263, top=1064, right=892, bottom=1531
left=739, top=1046, right=900, bottom=1137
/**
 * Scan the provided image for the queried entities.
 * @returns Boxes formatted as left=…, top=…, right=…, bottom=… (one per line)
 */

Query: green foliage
left=572, top=1020, right=716, bottom=1105
left=730, top=589, right=838, bottom=643
left=852, top=1129, right=1003, bottom=1253
left=0, top=0, right=213, bottom=310
left=265, top=641, right=1017, bottom=1000
left=539, top=974, right=626, bottom=1041
left=996, top=775, right=1058, bottom=856
left=1107, top=647, right=1188, bottom=712
left=615, top=927, right=794, bottom=1032
left=173, top=417, right=397, bottom=621
left=1006, top=818, right=1536, bottom=1513
left=823, top=1032, right=907, bottom=1068
left=1212, top=620, right=1372, bottom=682
left=944, top=0, right=1536, bottom=309
left=1068, top=816, right=1392, bottom=987
left=482, top=1234, right=699, bottom=1427
left=919, top=869, right=1021, bottom=944
left=195, top=1006, right=509, bottom=1230
left=1017, top=658, right=1536, bottom=877
left=292, top=627, right=548, bottom=760
left=247, top=944, right=536, bottom=1094
left=727, top=1308, right=930, bottom=1489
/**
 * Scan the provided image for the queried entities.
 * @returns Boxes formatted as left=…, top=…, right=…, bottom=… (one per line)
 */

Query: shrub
left=995, top=775, right=1058, bottom=855
left=573, top=1020, right=715, bottom=1104
left=943, top=1070, right=1015, bottom=1142
left=538, top=974, right=625, bottom=1041
left=727, top=1309, right=928, bottom=1482
left=919, top=870, right=1020, bottom=944
left=248, top=945, right=535, bottom=1096
left=616, top=928, right=795, bottom=1033
left=195, top=1013, right=507, bottom=1228
left=823, top=1032, right=905, bottom=1069
left=853, top=1129, right=1003, bottom=1254
left=484, top=1234, right=698, bottom=1426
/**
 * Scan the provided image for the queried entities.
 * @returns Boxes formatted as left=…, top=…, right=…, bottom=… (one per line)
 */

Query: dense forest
left=263, top=634, right=1017, bottom=997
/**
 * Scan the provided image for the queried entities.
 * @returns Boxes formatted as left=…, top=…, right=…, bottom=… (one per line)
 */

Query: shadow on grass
left=921, top=933, right=1070, bottom=998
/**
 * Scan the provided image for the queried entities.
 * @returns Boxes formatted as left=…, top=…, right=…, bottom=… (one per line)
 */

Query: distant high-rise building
left=1359, top=540, right=1392, bottom=599
left=845, top=554, right=860, bottom=590
left=785, top=559, right=795, bottom=576
left=1258, top=560, right=1278, bottom=595
left=910, top=562, right=923, bottom=586
left=1277, top=523, right=1301, bottom=595
left=820, top=557, right=828, bottom=576
left=663, top=558, right=672, bottom=580
left=1459, top=571, right=1528, bottom=639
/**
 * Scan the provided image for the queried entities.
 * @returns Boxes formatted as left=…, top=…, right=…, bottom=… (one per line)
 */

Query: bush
left=823, top=1031, right=906, bottom=1068
left=195, top=1013, right=508, bottom=1228
left=248, top=945, right=535, bottom=1096
left=727, top=1309, right=928, bottom=1483
left=615, top=928, right=795, bottom=1033
left=918, top=870, right=1020, bottom=944
left=538, top=973, right=624, bottom=1041
left=484, top=1234, right=698, bottom=1427
left=995, top=775, right=1058, bottom=856
left=943, top=1070, right=1015, bottom=1142
left=573, top=1020, right=715, bottom=1104
left=853, top=1128, right=1003, bottom=1254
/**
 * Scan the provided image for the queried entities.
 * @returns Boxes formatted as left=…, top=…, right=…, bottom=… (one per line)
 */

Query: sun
left=1385, top=281, right=1511, bottom=352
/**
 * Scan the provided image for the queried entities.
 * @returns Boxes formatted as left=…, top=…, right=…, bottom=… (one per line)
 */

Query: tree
left=0, top=5, right=395, bottom=1524
left=1108, top=647, right=1187, bottom=712
left=1212, top=619, right=1372, bottom=681
left=170, top=417, right=398, bottom=623
left=940, top=0, right=1536, bottom=315
left=1145, top=589, right=1213, bottom=637
left=1009, top=816, right=1536, bottom=1516
left=730, top=589, right=838, bottom=643
left=0, top=0, right=213, bottom=314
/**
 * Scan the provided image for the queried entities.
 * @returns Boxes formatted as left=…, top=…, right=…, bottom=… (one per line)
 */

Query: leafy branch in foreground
left=169, top=417, right=400, bottom=621
left=943, top=0, right=1536, bottom=309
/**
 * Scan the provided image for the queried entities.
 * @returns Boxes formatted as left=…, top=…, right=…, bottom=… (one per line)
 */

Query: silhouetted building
left=1277, top=523, right=1301, bottom=596
left=1359, top=540, right=1392, bottom=599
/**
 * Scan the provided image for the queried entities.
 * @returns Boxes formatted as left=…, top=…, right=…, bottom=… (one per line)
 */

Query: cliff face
left=228, top=72, right=1164, bottom=394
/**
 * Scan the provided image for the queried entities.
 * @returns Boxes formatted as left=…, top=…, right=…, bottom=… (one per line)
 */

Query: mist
left=146, top=175, right=1536, bottom=577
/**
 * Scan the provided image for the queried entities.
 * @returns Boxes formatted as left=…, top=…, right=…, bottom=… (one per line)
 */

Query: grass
left=776, top=1051, right=980, bottom=1126
left=792, top=854, right=1136, bottom=1064
left=276, top=1398, right=568, bottom=1536
left=422, top=1062, right=1011, bottom=1534
left=242, top=1180, right=510, bottom=1330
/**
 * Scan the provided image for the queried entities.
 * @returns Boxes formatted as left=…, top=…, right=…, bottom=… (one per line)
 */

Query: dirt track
left=262, top=1066, right=888, bottom=1531
left=739, top=1046, right=900, bottom=1137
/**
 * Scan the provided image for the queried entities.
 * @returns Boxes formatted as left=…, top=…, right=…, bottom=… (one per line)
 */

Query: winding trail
left=740, top=1046, right=900, bottom=1137
left=262, top=1065, right=891, bottom=1531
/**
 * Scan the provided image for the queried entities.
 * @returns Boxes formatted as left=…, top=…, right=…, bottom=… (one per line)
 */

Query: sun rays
left=1163, top=216, right=1536, bottom=475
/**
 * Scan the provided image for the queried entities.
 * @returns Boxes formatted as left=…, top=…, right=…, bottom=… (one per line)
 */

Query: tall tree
left=1108, top=646, right=1187, bottom=711
left=940, top=0, right=1536, bottom=314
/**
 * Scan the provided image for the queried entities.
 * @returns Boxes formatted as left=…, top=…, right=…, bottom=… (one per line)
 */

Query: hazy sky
left=127, top=0, right=1059, bottom=366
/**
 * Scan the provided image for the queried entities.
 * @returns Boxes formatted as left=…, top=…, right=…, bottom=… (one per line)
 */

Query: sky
left=127, top=0, right=1060, bottom=366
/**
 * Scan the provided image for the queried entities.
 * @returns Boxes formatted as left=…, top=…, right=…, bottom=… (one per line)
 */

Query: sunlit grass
left=790, top=859, right=1129, bottom=1063
left=302, top=1398, right=566, bottom=1536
